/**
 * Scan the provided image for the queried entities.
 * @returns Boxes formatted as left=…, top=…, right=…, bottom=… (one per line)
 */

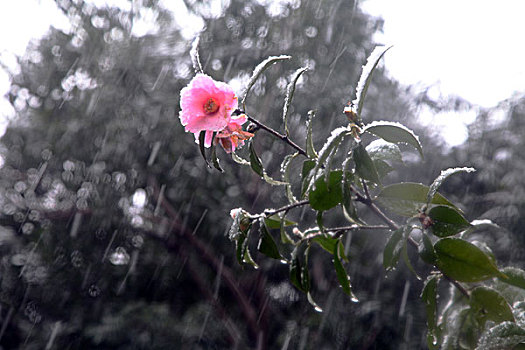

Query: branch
left=246, top=115, right=307, bottom=157
left=263, top=199, right=309, bottom=217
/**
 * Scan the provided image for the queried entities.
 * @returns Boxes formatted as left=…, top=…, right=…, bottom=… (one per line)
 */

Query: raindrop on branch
left=109, top=247, right=130, bottom=265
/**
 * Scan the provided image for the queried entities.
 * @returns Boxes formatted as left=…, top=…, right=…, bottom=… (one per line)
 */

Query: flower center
left=203, top=98, right=219, bottom=114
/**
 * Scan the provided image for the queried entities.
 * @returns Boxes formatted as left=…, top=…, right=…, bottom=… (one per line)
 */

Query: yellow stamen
left=203, top=98, right=219, bottom=114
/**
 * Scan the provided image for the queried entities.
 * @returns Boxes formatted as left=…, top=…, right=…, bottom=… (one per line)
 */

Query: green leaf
left=362, top=121, right=423, bottom=158
left=210, top=140, right=224, bottom=173
left=282, top=67, right=308, bottom=136
left=421, top=274, right=440, bottom=350
left=257, top=219, right=282, bottom=260
left=302, top=245, right=311, bottom=293
left=316, top=211, right=324, bottom=232
left=198, top=130, right=211, bottom=168
left=428, top=205, right=472, bottom=237
left=264, top=213, right=297, bottom=229
left=307, top=291, right=323, bottom=312
left=419, top=232, right=437, bottom=264
left=470, top=286, right=514, bottom=327
left=279, top=212, right=294, bottom=244
left=290, top=246, right=306, bottom=292
left=351, top=45, right=393, bottom=119
left=242, top=55, right=291, bottom=110
left=461, top=219, right=501, bottom=238
left=249, top=140, right=264, bottom=177
left=312, top=235, right=338, bottom=254
left=366, top=139, right=403, bottom=164
left=306, top=110, right=318, bottom=159
left=249, top=140, right=287, bottom=186
left=301, top=159, right=316, bottom=199
left=353, top=143, right=381, bottom=185
left=231, top=151, right=250, bottom=165
left=401, top=236, right=420, bottom=279
left=434, top=238, right=505, bottom=282
left=499, top=267, right=525, bottom=290
left=190, top=36, right=203, bottom=74
left=304, top=126, right=349, bottom=194
left=309, top=170, right=344, bottom=211
left=281, top=152, right=300, bottom=203
left=333, top=239, right=357, bottom=300
left=477, top=322, right=525, bottom=350
left=383, top=228, right=404, bottom=271
left=427, top=167, right=476, bottom=206
left=376, top=182, right=458, bottom=217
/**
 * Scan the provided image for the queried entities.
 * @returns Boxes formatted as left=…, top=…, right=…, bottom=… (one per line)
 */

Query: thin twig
left=444, top=274, right=470, bottom=298
left=263, top=200, right=309, bottom=217
left=246, top=115, right=307, bottom=156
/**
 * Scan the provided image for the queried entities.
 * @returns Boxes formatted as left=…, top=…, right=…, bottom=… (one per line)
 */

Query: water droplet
left=95, top=228, right=107, bottom=240
left=131, top=235, right=144, bottom=249
left=351, top=296, right=359, bottom=303
left=109, top=247, right=130, bottom=265
left=21, top=222, right=35, bottom=235
left=313, top=306, right=323, bottom=313
left=28, top=210, right=40, bottom=221
left=71, top=250, right=84, bottom=268
left=88, top=284, right=101, bottom=297
left=14, top=181, right=27, bottom=193
left=11, top=254, right=27, bottom=266
left=305, top=26, right=318, bottom=38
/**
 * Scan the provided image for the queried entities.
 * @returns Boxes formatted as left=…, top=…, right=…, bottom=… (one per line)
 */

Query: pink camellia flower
left=192, top=110, right=254, bottom=153
left=215, top=113, right=254, bottom=153
left=179, top=73, right=238, bottom=135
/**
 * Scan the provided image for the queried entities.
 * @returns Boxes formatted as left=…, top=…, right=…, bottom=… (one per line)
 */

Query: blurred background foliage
left=0, top=0, right=522, bottom=348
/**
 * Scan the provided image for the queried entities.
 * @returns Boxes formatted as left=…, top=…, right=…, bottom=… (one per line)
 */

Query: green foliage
left=362, top=121, right=423, bottom=158
left=308, top=170, right=344, bottom=211
left=377, top=182, right=457, bottom=216
left=434, top=238, right=504, bottom=282
left=428, top=205, right=472, bottom=237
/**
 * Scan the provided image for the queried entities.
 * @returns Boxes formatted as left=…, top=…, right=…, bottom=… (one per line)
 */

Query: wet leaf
left=434, top=238, right=505, bottom=282
left=470, top=286, right=514, bottom=327
left=353, top=143, right=381, bottom=185
left=312, top=234, right=338, bottom=254
left=281, top=152, right=300, bottom=203
left=366, top=139, right=403, bottom=164
left=351, top=45, right=393, bottom=119
left=306, top=110, right=318, bottom=159
left=309, top=170, right=344, bottom=211
left=428, top=205, right=471, bottom=237
left=419, top=232, right=437, bottom=264
left=249, top=140, right=287, bottom=186
left=304, top=126, right=349, bottom=194
left=210, top=141, right=224, bottom=172
left=290, top=246, right=306, bottom=292
left=264, top=213, right=297, bottom=229
left=383, top=227, right=404, bottom=271
left=427, top=167, right=476, bottom=206
left=333, top=239, right=357, bottom=300
left=301, top=159, right=316, bottom=198
left=231, top=151, right=250, bottom=165
left=282, top=67, right=308, bottom=135
left=376, top=182, right=458, bottom=217
left=198, top=130, right=211, bottom=168
left=362, top=121, right=423, bottom=158
left=242, top=55, right=291, bottom=110
left=248, top=140, right=264, bottom=177
left=421, top=274, right=440, bottom=350
left=499, top=267, right=525, bottom=290
left=476, top=322, right=525, bottom=350
left=257, top=219, right=282, bottom=260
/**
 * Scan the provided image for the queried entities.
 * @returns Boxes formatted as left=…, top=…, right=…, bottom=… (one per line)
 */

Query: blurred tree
left=0, top=0, right=455, bottom=348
